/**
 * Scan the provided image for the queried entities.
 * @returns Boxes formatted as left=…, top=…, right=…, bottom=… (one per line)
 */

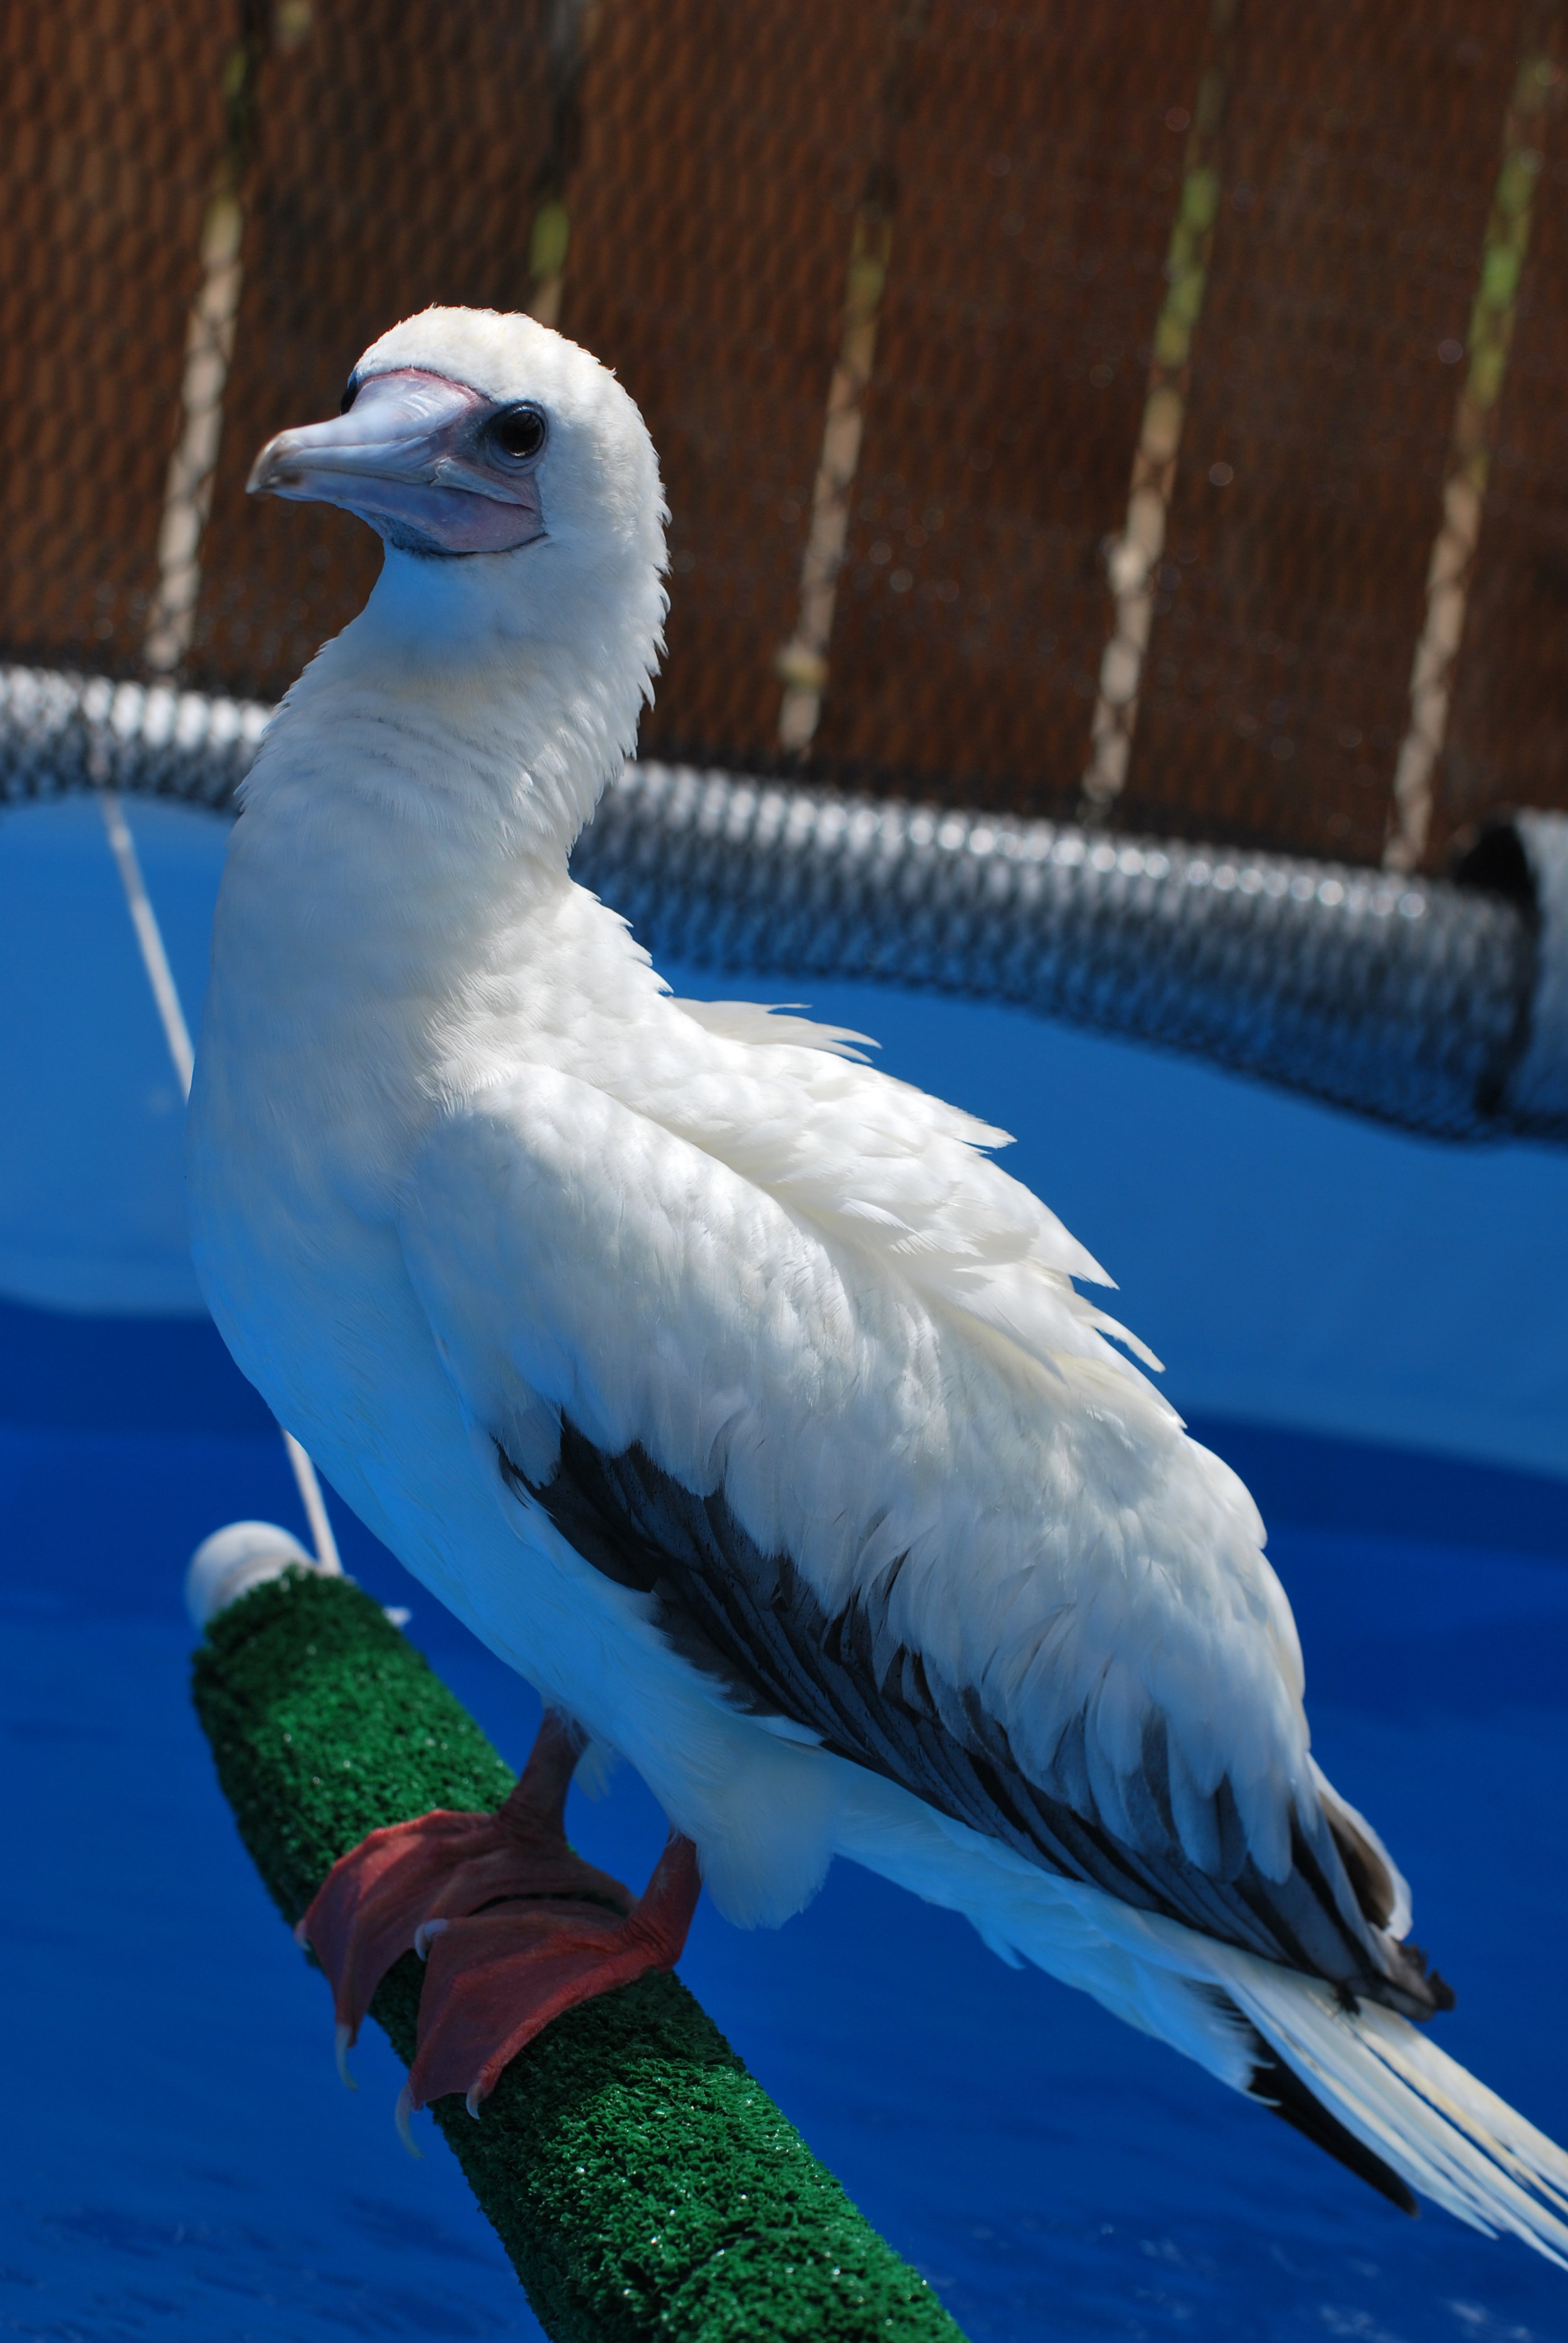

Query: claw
left=296, top=1713, right=632, bottom=2061
left=294, top=1714, right=694, bottom=2137
left=393, top=2082, right=423, bottom=2159
left=403, top=1831, right=703, bottom=2119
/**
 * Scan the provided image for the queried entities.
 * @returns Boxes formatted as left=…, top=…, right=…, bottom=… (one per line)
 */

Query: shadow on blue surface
left=4, top=1299, right=1567, bottom=2340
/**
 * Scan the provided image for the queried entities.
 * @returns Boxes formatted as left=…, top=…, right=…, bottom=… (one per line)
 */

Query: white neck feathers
left=242, top=539, right=665, bottom=863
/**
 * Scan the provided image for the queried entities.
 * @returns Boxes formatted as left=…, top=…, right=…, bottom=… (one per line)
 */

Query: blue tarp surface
left=5, top=795, right=1568, bottom=1478
left=3, top=800, right=1567, bottom=2337
left=4, top=1320, right=1567, bottom=2341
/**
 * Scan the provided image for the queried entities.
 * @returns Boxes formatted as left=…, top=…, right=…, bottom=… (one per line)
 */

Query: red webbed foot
left=296, top=1710, right=699, bottom=2134
left=396, top=1826, right=701, bottom=2144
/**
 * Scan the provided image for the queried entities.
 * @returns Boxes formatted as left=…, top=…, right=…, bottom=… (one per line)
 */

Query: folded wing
left=400, top=1055, right=1441, bottom=2015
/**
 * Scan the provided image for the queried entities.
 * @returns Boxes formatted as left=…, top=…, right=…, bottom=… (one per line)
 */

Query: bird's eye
left=490, top=405, right=547, bottom=461
left=340, top=375, right=360, bottom=414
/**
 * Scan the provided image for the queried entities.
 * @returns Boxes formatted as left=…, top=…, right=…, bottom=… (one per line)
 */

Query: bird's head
left=247, top=305, right=667, bottom=671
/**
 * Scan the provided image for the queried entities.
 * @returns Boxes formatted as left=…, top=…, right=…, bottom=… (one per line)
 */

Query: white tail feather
left=1222, top=1954, right=1568, bottom=2266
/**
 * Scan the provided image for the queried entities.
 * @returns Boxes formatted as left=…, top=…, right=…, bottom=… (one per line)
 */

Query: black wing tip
left=1249, top=2047, right=1419, bottom=2217
left=1402, top=1944, right=1457, bottom=2014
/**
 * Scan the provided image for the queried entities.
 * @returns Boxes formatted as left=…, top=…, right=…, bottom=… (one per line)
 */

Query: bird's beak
left=246, top=368, right=546, bottom=555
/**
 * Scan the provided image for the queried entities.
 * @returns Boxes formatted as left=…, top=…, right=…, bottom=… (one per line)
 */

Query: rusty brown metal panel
left=561, top=0, right=894, bottom=768
left=1122, top=3, right=1517, bottom=863
left=189, top=0, right=553, bottom=699
left=0, top=0, right=231, bottom=672
left=1441, top=129, right=1568, bottom=849
left=12, top=0, right=1568, bottom=871
left=806, top=0, right=1214, bottom=813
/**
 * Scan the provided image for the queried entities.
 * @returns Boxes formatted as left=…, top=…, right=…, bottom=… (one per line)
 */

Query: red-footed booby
left=188, top=306, right=1568, bottom=2255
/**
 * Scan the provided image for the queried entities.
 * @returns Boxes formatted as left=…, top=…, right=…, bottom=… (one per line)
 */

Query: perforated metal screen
left=4, top=0, right=1567, bottom=869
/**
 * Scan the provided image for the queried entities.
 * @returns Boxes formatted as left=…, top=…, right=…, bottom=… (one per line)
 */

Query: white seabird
left=188, top=305, right=1568, bottom=2253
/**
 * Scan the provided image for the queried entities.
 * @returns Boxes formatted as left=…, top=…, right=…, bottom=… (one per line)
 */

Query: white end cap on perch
left=186, top=1519, right=320, bottom=1630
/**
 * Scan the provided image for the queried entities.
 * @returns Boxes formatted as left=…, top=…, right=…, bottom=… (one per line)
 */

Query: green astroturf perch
left=190, top=1555, right=968, bottom=2343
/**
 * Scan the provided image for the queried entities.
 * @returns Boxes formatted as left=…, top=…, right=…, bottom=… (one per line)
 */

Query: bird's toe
left=402, top=1831, right=703, bottom=2121
left=295, top=1711, right=637, bottom=2078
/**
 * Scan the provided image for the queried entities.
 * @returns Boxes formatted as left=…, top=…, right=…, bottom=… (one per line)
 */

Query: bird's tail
left=1223, top=1952, right=1568, bottom=2265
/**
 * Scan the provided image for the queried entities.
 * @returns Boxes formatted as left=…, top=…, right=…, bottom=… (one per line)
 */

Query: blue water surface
left=3, top=1299, right=1567, bottom=2343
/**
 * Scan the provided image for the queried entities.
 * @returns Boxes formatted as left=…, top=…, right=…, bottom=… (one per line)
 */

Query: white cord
left=280, top=1429, right=342, bottom=1573
left=99, top=790, right=342, bottom=1574
left=100, top=792, right=195, bottom=1095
